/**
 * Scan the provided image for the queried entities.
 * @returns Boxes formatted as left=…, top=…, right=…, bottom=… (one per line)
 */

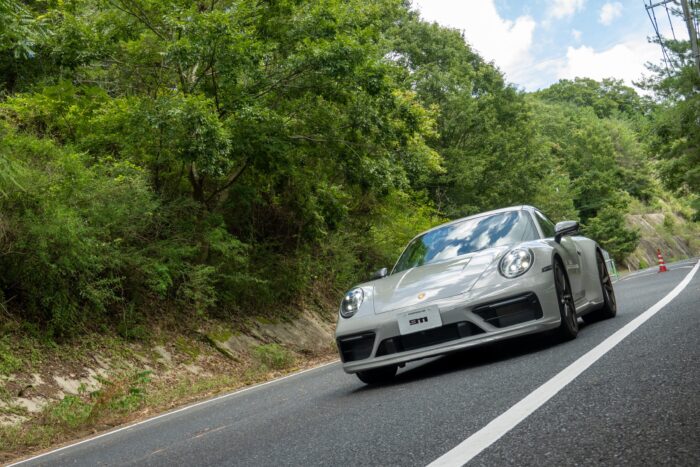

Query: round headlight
left=340, top=288, right=364, bottom=318
left=499, top=248, right=534, bottom=278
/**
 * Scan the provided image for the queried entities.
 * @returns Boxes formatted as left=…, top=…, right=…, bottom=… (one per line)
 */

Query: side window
left=534, top=211, right=556, bottom=238
left=520, top=212, right=540, bottom=241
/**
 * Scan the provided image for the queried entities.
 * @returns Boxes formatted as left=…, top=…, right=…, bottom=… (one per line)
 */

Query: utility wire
left=664, top=1, right=678, bottom=40
left=646, top=0, right=675, bottom=73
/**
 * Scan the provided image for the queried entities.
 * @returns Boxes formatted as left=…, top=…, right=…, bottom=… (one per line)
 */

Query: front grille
left=472, top=292, right=542, bottom=328
left=337, top=332, right=376, bottom=362
left=375, top=321, right=484, bottom=357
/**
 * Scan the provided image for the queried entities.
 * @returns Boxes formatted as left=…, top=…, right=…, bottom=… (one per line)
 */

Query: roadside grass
left=253, top=343, right=296, bottom=370
left=0, top=344, right=332, bottom=464
left=0, top=305, right=337, bottom=463
left=0, top=336, right=22, bottom=376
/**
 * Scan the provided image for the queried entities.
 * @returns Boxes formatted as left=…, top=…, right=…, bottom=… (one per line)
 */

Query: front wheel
left=356, top=364, right=398, bottom=385
left=583, top=251, right=617, bottom=323
left=554, top=259, right=578, bottom=341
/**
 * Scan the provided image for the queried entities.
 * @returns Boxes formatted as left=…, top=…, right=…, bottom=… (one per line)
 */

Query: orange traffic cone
left=657, top=248, right=668, bottom=273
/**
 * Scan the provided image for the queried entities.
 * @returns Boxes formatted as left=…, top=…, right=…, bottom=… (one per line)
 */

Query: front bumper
left=335, top=271, right=561, bottom=373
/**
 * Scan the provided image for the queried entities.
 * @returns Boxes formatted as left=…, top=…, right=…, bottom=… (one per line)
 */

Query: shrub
left=0, top=128, right=158, bottom=335
left=583, top=202, right=640, bottom=262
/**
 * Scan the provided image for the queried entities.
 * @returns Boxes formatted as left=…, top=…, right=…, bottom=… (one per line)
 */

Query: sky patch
left=411, top=0, right=685, bottom=91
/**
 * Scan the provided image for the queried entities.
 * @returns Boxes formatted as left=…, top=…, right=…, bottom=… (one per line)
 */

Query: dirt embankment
left=0, top=309, right=338, bottom=461
left=624, top=212, right=699, bottom=270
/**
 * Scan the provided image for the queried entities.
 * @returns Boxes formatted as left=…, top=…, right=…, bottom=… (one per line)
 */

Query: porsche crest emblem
left=417, top=292, right=426, bottom=300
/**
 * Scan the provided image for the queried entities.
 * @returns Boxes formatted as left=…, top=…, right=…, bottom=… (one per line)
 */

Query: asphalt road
left=13, top=259, right=699, bottom=467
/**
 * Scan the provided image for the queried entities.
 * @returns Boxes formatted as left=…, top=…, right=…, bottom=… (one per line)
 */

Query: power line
left=645, top=0, right=676, bottom=74
left=680, top=0, right=700, bottom=76
left=664, top=1, right=678, bottom=40
left=645, top=0, right=700, bottom=77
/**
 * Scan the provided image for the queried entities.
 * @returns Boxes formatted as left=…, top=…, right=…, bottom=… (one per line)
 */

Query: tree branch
left=205, top=159, right=249, bottom=207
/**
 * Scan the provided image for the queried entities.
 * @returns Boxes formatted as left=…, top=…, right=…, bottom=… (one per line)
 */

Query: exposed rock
left=53, top=371, right=101, bottom=395
left=624, top=212, right=699, bottom=270
left=93, top=355, right=111, bottom=370
left=183, top=364, right=207, bottom=376
left=256, top=312, right=335, bottom=354
left=201, top=309, right=335, bottom=362
left=30, top=373, right=45, bottom=386
left=15, top=396, right=49, bottom=413
left=0, top=414, right=28, bottom=427
left=202, top=332, right=247, bottom=361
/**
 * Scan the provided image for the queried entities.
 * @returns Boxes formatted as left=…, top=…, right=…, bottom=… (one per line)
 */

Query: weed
left=0, top=337, right=21, bottom=376
left=174, top=336, right=200, bottom=361
left=0, top=423, right=57, bottom=460
left=207, top=327, right=232, bottom=343
left=0, top=403, right=29, bottom=417
left=90, top=370, right=151, bottom=418
left=117, top=305, right=150, bottom=341
left=44, top=395, right=92, bottom=429
left=253, top=343, right=295, bottom=370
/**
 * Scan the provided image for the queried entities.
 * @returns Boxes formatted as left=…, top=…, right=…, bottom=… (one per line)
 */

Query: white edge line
left=428, top=260, right=699, bottom=467
left=8, top=359, right=340, bottom=466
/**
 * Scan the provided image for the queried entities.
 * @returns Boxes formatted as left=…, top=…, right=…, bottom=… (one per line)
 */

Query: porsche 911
left=335, top=205, right=617, bottom=384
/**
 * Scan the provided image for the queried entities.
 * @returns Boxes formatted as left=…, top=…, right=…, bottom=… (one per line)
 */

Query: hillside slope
left=624, top=210, right=699, bottom=270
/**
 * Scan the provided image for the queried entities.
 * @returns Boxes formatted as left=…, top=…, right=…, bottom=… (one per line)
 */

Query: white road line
left=8, top=359, right=340, bottom=466
left=428, top=260, right=699, bottom=467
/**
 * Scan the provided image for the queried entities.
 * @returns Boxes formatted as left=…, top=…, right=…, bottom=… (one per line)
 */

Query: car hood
left=372, top=246, right=508, bottom=314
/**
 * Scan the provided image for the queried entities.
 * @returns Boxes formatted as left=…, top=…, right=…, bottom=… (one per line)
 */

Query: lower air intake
left=472, top=292, right=543, bottom=328
left=376, top=321, right=485, bottom=357
left=337, top=332, right=376, bottom=362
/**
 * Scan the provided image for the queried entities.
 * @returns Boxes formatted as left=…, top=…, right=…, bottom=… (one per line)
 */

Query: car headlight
left=499, top=248, right=533, bottom=278
left=340, top=288, right=364, bottom=318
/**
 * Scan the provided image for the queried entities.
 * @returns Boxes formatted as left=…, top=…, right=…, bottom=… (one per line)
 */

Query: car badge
left=417, top=292, right=426, bottom=300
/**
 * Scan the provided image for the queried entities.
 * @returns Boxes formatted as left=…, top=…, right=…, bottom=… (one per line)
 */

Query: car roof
left=412, top=205, right=537, bottom=240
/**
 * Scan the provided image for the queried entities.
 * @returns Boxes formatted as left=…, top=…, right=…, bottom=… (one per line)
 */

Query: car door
left=532, top=210, right=585, bottom=301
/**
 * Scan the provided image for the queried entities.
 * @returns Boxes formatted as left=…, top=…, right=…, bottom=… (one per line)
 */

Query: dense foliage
left=0, top=0, right=695, bottom=336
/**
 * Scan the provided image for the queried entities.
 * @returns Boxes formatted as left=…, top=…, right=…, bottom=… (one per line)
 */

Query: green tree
left=640, top=3, right=700, bottom=216
left=389, top=16, right=548, bottom=216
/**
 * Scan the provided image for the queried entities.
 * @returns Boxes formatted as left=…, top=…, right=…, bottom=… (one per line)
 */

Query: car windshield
left=392, top=211, right=535, bottom=273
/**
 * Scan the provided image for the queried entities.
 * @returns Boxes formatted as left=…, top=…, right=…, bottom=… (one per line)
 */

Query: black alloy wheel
left=554, top=259, right=578, bottom=340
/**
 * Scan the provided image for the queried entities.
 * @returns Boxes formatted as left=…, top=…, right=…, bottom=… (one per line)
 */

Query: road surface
left=12, top=259, right=700, bottom=466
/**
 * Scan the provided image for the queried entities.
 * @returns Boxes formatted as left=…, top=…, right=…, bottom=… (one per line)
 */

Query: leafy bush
left=179, top=265, right=218, bottom=317
left=583, top=202, right=640, bottom=262
left=116, top=305, right=150, bottom=342
left=0, top=127, right=158, bottom=335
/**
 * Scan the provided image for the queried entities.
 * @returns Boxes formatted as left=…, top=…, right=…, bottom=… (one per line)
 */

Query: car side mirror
left=370, top=267, right=388, bottom=280
left=554, top=221, right=579, bottom=243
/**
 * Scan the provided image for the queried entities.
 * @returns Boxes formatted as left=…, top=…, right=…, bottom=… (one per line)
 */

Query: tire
left=554, top=258, right=578, bottom=341
left=356, top=364, right=398, bottom=385
left=582, top=251, right=617, bottom=324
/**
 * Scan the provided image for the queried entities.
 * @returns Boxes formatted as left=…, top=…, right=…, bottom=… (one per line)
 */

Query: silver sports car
left=335, top=205, right=617, bottom=384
